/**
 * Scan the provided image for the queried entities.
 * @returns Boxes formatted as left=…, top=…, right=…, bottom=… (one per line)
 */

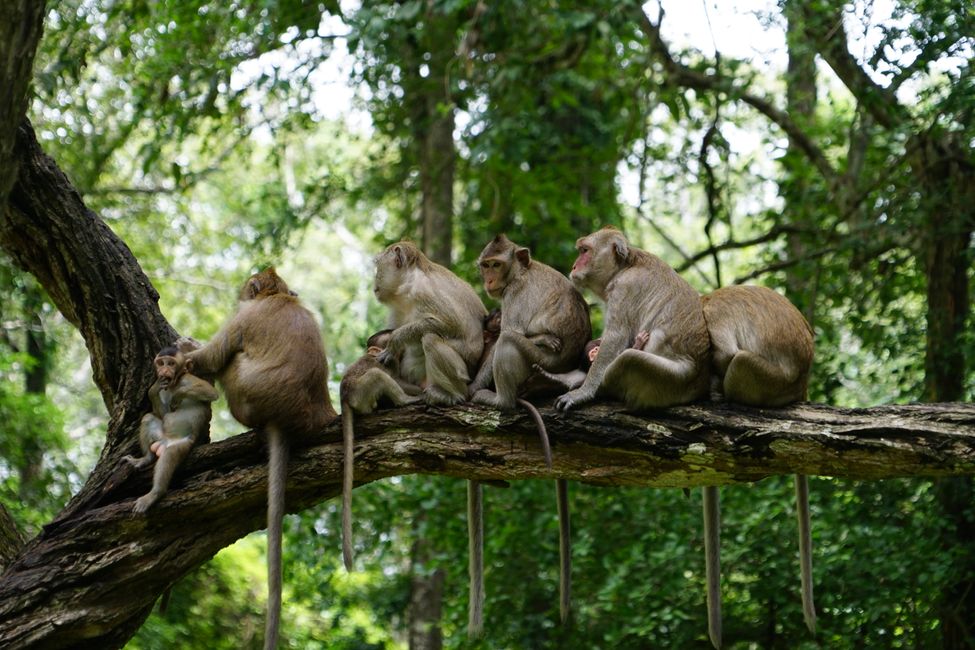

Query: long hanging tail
left=517, top=398, right=552, bottom=468
left=264, top=425, right=289, bottom=650
left=703, top=486, right=722, bottom=649
left=557, top=478, right=572, bottom=624
left=341, top=405, right=355, bottom=571
left=468, top=479, right=485, bottom=638
left=795, top=474, right=816, bottom=634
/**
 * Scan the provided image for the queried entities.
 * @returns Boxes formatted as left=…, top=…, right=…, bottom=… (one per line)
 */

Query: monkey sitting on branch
left=339, top=329, right=423, bottom=570
left=125, top=346, right=218, bottom=513
left=185, top=267, right=337, bottom=650
left=702, top=284, right=816, bottom=642
left=468, top=234, right=592, bottom=626
left=371, top=240, right=489, bottom=636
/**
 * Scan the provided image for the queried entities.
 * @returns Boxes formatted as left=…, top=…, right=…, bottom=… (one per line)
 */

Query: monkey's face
left=479, top=257, right=507, bottom=299
left=373, top=250, right=404, bottom=303
left=154, top=354, right=184, bottom=387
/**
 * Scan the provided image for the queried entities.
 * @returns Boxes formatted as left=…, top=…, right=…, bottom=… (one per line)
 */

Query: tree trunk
left=18, top=281, right=47, bottom=499
left=0, top=1, right=47, bottom=203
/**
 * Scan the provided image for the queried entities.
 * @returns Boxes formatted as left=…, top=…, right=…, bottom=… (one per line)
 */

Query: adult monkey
left=555, top=227, right=714, bottom=643
left=125, top=346, right=218, bottom=513
left=372, top=240, right=488, bottom=635
left=186, top=267, right=337, bottom=650
left=339, top=329, right=422, bottom=570
left=702, top=285, right=816, bottom=636
left=469, top=234, right=591, bottom=624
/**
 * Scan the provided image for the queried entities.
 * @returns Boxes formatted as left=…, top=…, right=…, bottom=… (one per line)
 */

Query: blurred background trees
left=2, top=0, right=972, bottom=647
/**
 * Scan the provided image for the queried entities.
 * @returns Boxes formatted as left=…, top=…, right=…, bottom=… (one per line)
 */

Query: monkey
left=373, top=240, right=486, bottom=405
left=185, top=267, right=337, bottom=650
left=702, top=284, right=816, bottom=640
left=468, top=235, right=592, bottom=626
left=372, top=240, right=488, bottom=635
left=554, top=227, right=710, bottom=412
left=339, top=329, right=423, bottom=571
left=554, top=227, right=714, bottom=644
left=125, top=346, right=218, bottom=513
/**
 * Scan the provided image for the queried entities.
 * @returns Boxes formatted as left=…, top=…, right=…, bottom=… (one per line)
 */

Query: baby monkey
left=126, top=346, right=218, bottom=513
left=340, top=329, right=423, bottom=570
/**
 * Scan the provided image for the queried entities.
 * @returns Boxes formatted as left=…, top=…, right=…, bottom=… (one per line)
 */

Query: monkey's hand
left=530, top=333, right=562, bottom=353
left=174, top=336, right=202, bottom=353
left=554, top=387, right=594, bottom=411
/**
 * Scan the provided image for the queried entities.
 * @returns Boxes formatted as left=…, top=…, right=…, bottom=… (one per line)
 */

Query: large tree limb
left=0, top=1, right=47, bottom=203
left=0, top=400, right=973, bottom=648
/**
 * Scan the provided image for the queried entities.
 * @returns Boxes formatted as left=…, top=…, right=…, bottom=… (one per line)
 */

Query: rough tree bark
left=1, top=400, right=974, bottom=648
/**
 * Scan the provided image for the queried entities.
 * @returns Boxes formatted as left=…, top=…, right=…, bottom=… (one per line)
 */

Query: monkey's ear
left=184, top=356, right=195, bottom=373
left=393, top=245, right=407, bottom=269
left=515, top=247, right=531, bottom=268
left=610, top=235, right=629, bottom=263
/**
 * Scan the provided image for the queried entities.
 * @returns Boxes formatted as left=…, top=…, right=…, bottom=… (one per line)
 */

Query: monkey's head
left=374, top=241, right=426, bottom=303
left=570, top=227, right=628, bottom=298
left=240, top=267, right=291, bottom=302
left=477, top=235, right=531, bottom=299
left=482, top=308, right=502, bottom=343
left=366, top=329, right=394, bottom=350
left=154, top=346, right=189, bottom=387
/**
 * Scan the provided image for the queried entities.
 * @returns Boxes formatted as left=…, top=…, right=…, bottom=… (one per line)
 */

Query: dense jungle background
left=1, top=0, right=973, bottom=647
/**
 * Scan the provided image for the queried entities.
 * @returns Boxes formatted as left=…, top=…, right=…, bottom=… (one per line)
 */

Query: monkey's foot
left=123, top=455, right=152, bottom=469
left=424, top=385, right=465, bottom=406
left=470, top=389, right=504, bottom=408
left=633, top=330, right=650, bottom=351
left=133, top=493, right=159, bottom=513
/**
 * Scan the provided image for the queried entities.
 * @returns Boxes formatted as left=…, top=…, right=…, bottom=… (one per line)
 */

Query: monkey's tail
left=557, top=478, right=572, bottom=624
left=795, top=474, right=816, bottom=634
left=516, top=398, right=552, bottom=469
left=341, top=404, right=355, bottom=572
left=264, top=424, right=289, bottom=650
left=467, top=479, right=485, bottom=638
left=703, top=485, right=722, bottom=650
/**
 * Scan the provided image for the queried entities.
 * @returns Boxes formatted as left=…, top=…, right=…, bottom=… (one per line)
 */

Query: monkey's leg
left=723, top=351, right=803, bottom=407
left=126, top=413, right=164, bottom=468
left=420, top=333, right=470, bottom=405
left=603, top=348, right=705, bottom=408
left=475, top=331, right=557, bottom=409
left=468, top=479, right=485, bottom=638
left=530, top=365, right=587, bottom=391
left=703, top=486, right=722, bottom=649
left=795, top=474, right=816, bottom=633
left=133, top=436, right=192, bottom=513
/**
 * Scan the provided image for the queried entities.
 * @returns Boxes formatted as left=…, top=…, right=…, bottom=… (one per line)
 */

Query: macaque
left=702, top=284, right=816, bottom=641
left=373, top=241, right=486, bottom=404
left=554, top=226, right=710, bottom=411
left=125, top=347, right=218, bottom=513
left=186, top=267, right=337, bottom=650
left=469, top=235, right=592, bottom=626
left=372, top=240, right=487, bottom=635
left=556, top=227, right=713, bottom=644
left=339, top=329, right=422, bottom=570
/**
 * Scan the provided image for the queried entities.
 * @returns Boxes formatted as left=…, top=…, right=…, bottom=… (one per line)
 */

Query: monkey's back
left=703, top=285, right=814, bottom=367
left=609, top=252, right=709, bottom=361
left=221, top=294, right=335, bottom=434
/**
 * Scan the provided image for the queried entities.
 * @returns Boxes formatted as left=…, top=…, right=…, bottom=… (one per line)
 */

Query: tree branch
left=0, top=400, right=972, bottom=648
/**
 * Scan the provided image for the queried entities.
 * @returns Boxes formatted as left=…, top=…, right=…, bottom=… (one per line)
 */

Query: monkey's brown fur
left=556, top=226, right=710, bottom=411
left=187, top=267, right=336, bottom=650
left=339, top=330, right=422, bottom=570
left=702, top=284, right=817, bottom=645
left=126, top=348, right=217, bottom=513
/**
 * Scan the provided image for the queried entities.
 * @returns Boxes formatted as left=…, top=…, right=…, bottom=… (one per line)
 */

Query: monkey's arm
left=380, top=316, right=452, bottom=364
left=554, top=329, right=627, bottom=411
left=178, top=375, right=219, bottom=403
left=185, top=318, right=243, bottom=375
